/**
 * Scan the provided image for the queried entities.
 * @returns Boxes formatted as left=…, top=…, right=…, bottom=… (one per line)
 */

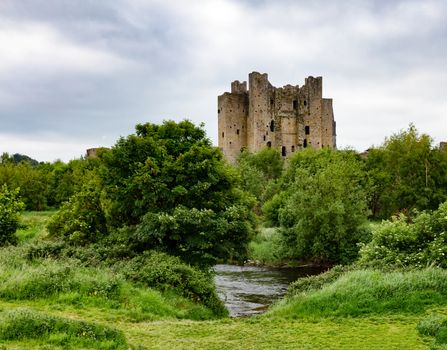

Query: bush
left=0, top=184, right=25, bottom=245
left=358, top=201, right=447, bottom=268
left=0, top=308, right=127, bottom=349
left=47, top=181, right=107, bottom=245
left=116, top=251, right=227, bottom=317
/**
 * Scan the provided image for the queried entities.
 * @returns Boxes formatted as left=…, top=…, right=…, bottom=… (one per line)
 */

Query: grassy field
left=0, top=212, right=439, bottom=349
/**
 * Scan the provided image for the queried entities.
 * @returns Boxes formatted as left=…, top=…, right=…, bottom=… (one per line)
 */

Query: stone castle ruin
left=218, top=72, right=336, bottom=163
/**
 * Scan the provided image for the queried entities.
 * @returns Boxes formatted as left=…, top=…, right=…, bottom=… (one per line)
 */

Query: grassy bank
left=0, top=211, right=442, bottom=349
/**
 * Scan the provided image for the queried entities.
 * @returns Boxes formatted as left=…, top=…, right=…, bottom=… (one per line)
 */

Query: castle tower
left=218, top=72, right=336, bottom=163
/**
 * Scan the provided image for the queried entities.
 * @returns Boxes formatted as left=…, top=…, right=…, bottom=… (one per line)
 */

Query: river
left=213, top=264, right=326, bottom=317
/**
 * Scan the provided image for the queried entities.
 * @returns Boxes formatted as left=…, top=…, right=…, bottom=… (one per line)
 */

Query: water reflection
left=213, top=264, right=325, bottom=317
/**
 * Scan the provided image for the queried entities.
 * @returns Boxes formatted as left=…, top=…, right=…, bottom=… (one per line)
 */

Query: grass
left=0, top=211, right=443, bottom=349
left=270, top=268, right=447, bottom=318
left=248, top=227, right=283, bottom=264
left=15, top=210, right=55, bottom=242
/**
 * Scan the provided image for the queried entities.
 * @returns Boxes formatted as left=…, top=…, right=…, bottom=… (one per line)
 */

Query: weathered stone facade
left=218, top=72, right=336, bottom=163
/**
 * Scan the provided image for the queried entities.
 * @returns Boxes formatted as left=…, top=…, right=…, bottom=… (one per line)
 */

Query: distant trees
left=365, top=125, right=447, bottom=219
left=0, top=185, right=24, bottom=245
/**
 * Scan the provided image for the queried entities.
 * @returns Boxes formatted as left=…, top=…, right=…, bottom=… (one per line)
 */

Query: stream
left=213, top=264, right=325, bottom=317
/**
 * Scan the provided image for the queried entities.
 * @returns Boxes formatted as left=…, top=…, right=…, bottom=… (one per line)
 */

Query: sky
left=0, top=0, right=446, bottom=162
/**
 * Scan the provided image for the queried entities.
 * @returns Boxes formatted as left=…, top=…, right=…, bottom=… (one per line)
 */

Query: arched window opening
left=293, top=100, right=298, bottom=109
left=303, top=139, right=308, bottom=148
left=270, top=120, right=275, bottom=132
left=236, top=129, right=240, bottom=135
left=222, top=132, right=224, bottom=138
left=282, top=146, right=286, bottom=157
left=291, top=145, right=295, bottom=152
left=263, top=135, right=266, bottom=141
left=267, top=141, right=272, bottom=148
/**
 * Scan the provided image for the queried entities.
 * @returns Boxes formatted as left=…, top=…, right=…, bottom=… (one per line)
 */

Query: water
left=213, top=264, right=325, bottom=317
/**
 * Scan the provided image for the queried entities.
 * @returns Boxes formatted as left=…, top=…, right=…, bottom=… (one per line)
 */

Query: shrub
left=0, top=184, right=25, bottom=245
left=47, top=181, right=107, bottom=245
left=358, top=201, right=447, bottom=268
left=117, top=251, right=227, bottom=317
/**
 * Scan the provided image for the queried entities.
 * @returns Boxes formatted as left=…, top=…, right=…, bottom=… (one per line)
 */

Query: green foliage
left=270, top=268, right=447, bottom=318
left=0, top=185, right=25, bottom=245
left=248, top=227, right=284, bottom=264
left=358, top=201, right=447, bottom=268
left=365, top=125, right=447, bottom=219
left=116, top=251, right=227, bottom=317
left=134, top=205, right=254, bottom=266
left=286, top=265, right=347, bottom=297
left=0, top=245, right=222, bottom=321
left=235, top=148, right=283, bottom=213
left=417, top=314, right=447, bottom=349
left=94, top=120, right=254, bottom=265
left=47, top=180, right=107, bottom=244
left=0, top=308, right=127, bottom=349
left=264, top=148, right=370, bottom=264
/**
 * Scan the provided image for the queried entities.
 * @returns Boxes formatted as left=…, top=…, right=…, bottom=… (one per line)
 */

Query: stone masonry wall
left=218, top=72, right=336, bottom=163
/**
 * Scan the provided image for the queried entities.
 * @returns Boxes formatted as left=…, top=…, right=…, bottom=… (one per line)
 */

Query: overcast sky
left=1, top=0, right=446, bottom=162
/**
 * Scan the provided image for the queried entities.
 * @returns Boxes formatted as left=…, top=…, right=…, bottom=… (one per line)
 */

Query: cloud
left=0, top=0, right=446, bottom=161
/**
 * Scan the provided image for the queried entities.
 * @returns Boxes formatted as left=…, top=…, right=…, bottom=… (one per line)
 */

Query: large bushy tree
left=49, top=120, right=254, bottom=266
left=263, top=149, right=370, bottom=264
left=365, top=125, right=447, bottom=219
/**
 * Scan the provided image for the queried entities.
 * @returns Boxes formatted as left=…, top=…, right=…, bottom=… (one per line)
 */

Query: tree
left=48, top=120, right=255, bottom=266
left=264, top=149, right=370, bottom=263
left=365, top=125, right=447, bottom=219
left=0, top=185, right=25, bottom=245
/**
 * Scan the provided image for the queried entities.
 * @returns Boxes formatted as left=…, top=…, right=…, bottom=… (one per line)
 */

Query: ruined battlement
left=218, top=72, right=336, bottom=163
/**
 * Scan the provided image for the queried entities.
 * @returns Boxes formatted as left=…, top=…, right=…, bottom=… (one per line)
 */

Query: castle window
left=303, top=139, right=308, bottom=148
left=305, top=126, right=310, bottom=135
left=263, top=135, right=266, bottom=141
left=291, top=145, right=295, bottom=152
left=293, top=100, right=298, bottom=109
left=218, top=109, right=220, bottom=114
left=282, top=146, right=286, bottom=157
left=270, top=99, right=274, bottom=106
left=304, top=100, right=307, bottom=106
left=270, top=120, right=275, bottom=132
left=236, top=129, right=240, bottom=135
left=267, top=141, right=272, bottom=148
left=222, top=132, right=224, bottom=138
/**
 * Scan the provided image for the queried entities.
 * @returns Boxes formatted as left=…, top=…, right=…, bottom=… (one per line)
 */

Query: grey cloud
left=0, top=0, right=446, bottom=161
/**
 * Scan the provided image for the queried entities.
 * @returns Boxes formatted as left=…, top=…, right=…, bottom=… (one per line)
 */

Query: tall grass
left=270, top=268, right=447, bottom=318
left=0, top=248, right=217, bottom=321
left=0, top=308, right=127, bottom=349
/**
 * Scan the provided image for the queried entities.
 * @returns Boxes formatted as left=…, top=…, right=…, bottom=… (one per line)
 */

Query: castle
left=218, top=72, right=336, bottom=163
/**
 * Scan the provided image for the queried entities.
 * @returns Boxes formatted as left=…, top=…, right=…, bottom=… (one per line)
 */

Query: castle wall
left=218, top=72, right=336, bottom=163
left=248, top=72, right=272, bottom=152
left=322, top=98, right=336, bottom=148
left=218, top=92, right=248, bottom=163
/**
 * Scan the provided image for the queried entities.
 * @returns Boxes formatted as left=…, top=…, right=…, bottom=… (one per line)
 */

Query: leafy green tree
left=264, top=148, right=370, bottom=263
left=365, top=125, right=447, bottom=218
left=48, top=120, right=255, bottom=266
left=0, top=185, right=25, bottom=245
